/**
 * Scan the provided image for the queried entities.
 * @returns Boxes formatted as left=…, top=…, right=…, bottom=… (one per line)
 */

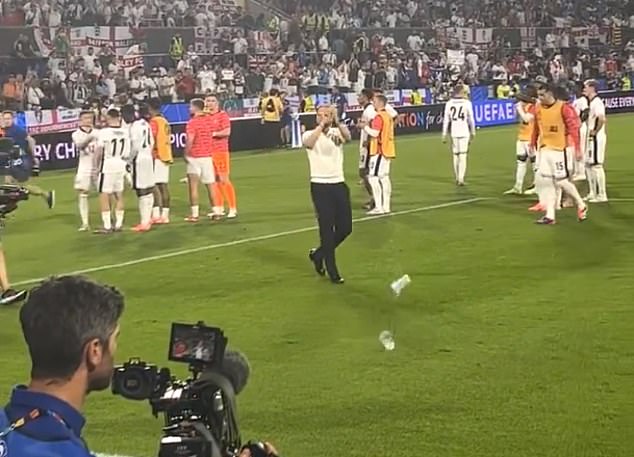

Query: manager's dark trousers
left=310, top=182, right=353, bottom=278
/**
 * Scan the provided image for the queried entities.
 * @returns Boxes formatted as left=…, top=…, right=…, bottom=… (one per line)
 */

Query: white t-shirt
left=72, top=127, right=97, bottom=175
left=588, top=96, right=606, bottom=137
left=97, top=126, right=131, bottom=173
left=443, top=98, right=475, bottom=137
left=129, top=119, right=153, bottom=161
left=303, top=128, right=345, bottom=184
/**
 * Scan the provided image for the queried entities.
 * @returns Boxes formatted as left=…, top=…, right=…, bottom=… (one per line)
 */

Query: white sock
left=558, top=179, right=584, bottom=208
left=115, top=210, right=125, bottom=229
left=152, top=206, right=160, bottom=219
left=452, top=154, right=460, bottom=181
left=101, top=211, right=112, bottom=230
left=379, top=176, right=391, bottom=213
left=515, top=161, right=527, bottom=190
left=586, top=166, right=597, bottom=197
left=458, top=153, right=467, bottom=183
left=541, top=176, right=557, bottom=220
left=78, top=193, right=89, bottom=226
left=161, top=207, right=170, bottom=219
left=368, top=176, right=382, bottom=210
left=139, top=194, right=154, bottom=226
left=556, top=186, right=563, bottom=209
left=191, top=205, right=199, bottom=218
left=574, top=158, right=586, bottom=179
left=595, top=165, right=607, bottom=198
left=534, top=173, right=545, bottom=205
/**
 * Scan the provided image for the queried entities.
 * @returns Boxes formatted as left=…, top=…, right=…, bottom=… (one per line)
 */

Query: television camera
left=112, top=322, right=261, bottom=457
left=0, top=185, right=29, bottom=223
left=0, top=137, right=34, bottom=183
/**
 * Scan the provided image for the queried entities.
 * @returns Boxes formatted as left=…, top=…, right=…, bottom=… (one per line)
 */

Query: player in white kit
left=442, top=85, right=476, bottom=186
left=583, top=80, right=608, bottom=202
left=122, top=104, right=155, bottom=232
left=357, top=88, right=398, bottom=210
left=71, top=111, right=98, bottom=231
left=94, top=108, right=130, bottom=233
left=572, top=86, right=589, bottom=182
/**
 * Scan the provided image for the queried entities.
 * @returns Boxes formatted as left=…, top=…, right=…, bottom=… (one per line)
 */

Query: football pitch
left=2, top=115, right=634, bottom=457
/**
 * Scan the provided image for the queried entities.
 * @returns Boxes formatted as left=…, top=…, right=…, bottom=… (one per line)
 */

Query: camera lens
left=113, top=367, right=154, bottom=400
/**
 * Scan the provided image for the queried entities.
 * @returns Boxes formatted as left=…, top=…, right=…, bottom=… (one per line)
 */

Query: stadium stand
left=0, top=0, right=633, bottom=111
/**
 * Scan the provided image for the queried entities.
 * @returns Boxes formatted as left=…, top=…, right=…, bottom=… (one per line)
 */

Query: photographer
left=0, top=110, right=55, bottom=209
left=0, top=275, right=124, bottom=457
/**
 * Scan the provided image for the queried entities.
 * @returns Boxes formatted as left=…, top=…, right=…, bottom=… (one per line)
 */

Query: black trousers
left=310, top=182, right=353, bottom=278
left=263, top=121, right=281, bottom=148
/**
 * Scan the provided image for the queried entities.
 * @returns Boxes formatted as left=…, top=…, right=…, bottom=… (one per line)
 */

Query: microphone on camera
left=219, top=349, right=251, bottom=395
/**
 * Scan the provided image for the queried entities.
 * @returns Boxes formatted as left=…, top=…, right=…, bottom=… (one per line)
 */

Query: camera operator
left=0, top=275, right=124, bottom=457
left=0, top=110, right=55, bottom=209
left=0, top=242, right=27, bottom=305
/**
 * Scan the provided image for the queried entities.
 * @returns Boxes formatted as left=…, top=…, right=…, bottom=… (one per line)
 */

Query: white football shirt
left=71, top=127, right=97, bottom=175
left=129, top=119, right=154, bottom=161
left=97, top=126, right=131, bottom=173
left=443, top=98, right=475, bottom=138
left=588, top=96, right=607, bottom=137
left=573, top=96, right=589, bottom=118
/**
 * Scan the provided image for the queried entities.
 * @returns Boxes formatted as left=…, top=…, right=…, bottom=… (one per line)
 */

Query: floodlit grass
left=1, top=116, right=633, bottom=457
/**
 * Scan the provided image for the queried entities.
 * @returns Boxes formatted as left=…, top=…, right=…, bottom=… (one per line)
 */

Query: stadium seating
left=0, top=0, right=633, bottom=112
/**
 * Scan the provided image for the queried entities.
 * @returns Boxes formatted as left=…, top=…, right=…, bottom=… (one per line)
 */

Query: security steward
left=302, top=105, right=353, bottom=284
left=260, top=89, right=284, bottom=149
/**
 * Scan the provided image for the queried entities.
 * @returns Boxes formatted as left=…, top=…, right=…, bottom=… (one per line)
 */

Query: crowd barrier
left=31, top=90, right=634, bottom=171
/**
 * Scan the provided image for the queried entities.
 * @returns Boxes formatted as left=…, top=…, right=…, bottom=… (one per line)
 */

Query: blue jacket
left=0, top=386, right=93, bottom=457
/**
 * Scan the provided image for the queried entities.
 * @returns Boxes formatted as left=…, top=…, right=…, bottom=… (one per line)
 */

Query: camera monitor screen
left=168, top=323, right=226, bottom=366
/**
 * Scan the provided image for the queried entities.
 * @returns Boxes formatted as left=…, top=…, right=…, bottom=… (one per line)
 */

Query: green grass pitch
left=1, top=115, right=634, bottom=457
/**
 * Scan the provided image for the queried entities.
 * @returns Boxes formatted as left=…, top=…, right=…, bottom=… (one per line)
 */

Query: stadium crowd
left=0, top=0, right=633, bottom=112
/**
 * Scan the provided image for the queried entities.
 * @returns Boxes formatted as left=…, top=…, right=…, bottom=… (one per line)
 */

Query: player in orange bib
left=531, top=83, right=587, bottom=225
left=148, top=98, right=173, bottom=224
left=204, top=95, right=236, bottom=219
left=504, top=86, right=537, bottom=195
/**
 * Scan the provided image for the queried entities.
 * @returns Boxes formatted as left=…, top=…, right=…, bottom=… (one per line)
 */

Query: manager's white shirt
left=303, top=128, right=345, bottom=184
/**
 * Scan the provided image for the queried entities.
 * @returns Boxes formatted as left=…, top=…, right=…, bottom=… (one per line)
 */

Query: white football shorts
left=74, top=173, right=96, bottom=192
left=368, top=154, right=391, bottom=178
left=186, top=156, right=215, bottom=184
left=98, top=172, right=125, bottom=194
left=452, top=136, right=470, bottom=154
left=153, top=159, right=170, bottom=184
left=132, top=157, right=155, bottom=190
left=586, top=133, right=606, bottom=166
left=538, top=148, right=573, bottom=180
left=358, top=146, right=370, bottom=170
left=516, top=140, right=531, bottom=160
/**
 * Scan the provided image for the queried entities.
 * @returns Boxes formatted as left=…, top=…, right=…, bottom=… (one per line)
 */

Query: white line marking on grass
left=14, top=197, right=485, bottom=286
left=604, top=198, right=634, bottom=202
left=95, top=454, right=137, bottom=457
